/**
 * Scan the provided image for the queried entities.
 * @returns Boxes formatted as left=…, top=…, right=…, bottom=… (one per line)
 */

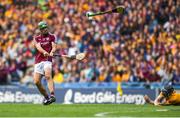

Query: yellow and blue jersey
left=161, top=92, right=180, bottom=105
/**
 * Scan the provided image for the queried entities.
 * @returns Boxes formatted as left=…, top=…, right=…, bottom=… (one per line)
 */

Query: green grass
left=0, top=104, right=180, bottom=117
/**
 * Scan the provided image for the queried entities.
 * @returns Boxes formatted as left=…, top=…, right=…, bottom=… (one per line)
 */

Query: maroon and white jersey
left=34, top=33, right=56, bottom=64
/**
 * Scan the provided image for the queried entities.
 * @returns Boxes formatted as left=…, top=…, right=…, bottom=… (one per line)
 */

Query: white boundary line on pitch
left=94, top=111, right=134, bottom=117
left=94, top=111, right=118, bottom=117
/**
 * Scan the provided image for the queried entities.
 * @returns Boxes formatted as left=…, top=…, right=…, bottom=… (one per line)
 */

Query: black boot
left=48, top=95, right=56, bottom=104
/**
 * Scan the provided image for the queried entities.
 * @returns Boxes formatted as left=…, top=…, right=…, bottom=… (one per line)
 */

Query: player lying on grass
left=33, top=21, right=85, bottom=105
left=144, top=85, right=180, bottom=106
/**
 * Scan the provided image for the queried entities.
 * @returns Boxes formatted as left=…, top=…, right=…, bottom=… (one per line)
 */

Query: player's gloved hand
left=43, top=52, right=50, bottom=57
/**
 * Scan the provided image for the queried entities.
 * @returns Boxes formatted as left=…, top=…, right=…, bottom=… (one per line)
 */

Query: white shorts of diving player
left=34, top=61, right=52, bottom=75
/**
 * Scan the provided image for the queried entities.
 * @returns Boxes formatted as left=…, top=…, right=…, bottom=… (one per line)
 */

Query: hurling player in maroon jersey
left=33, top=21, right=57, bottom=105
left=33, top=21, right=86, bottom=105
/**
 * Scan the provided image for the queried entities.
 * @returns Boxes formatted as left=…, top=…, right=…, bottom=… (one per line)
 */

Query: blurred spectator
left=0, top=58, right=9, bottom=84
left=53, top=66, right=64, bottom=84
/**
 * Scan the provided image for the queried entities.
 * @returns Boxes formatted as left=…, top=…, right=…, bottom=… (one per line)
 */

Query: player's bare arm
left=154, top=92, right=173, bottom=106
left=50, top=42, right=56, bottom=57
left=154, top=93, right=165, bottom=106
left=144, top=94, right=168, bottom=106
left=33, top=38, right=49, bottom=56
left=144, top=95, right=154, bottom=105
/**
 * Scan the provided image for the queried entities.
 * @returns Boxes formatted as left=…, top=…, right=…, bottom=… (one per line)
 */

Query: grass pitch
left=0, top=104, right=180, bottom=117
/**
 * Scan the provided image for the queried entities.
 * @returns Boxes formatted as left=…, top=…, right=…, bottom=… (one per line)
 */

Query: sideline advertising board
left=0, top=87, right=156, bottom=104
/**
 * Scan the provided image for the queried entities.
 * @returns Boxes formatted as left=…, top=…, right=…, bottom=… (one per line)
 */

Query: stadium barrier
left=0, top=86, right=156, bottom=104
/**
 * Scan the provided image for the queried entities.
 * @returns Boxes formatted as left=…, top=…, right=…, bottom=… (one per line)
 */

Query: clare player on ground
left=144, top=85, right=180, bottom=106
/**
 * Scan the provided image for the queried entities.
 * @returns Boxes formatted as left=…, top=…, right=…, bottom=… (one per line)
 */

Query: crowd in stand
left=0, top=0, right=179, bottom=85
